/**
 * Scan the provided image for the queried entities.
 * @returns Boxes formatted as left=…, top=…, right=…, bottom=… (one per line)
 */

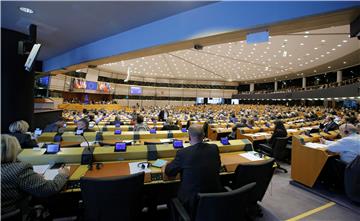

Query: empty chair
left=232, top=158, right=275, bottom=217
left=170, top=182, right=256, bottom=221
left=80, top=172, right=144, bottom=221
left=344, top=155, right=360, bottom=203
left=259, top=137, right=290, bottom=173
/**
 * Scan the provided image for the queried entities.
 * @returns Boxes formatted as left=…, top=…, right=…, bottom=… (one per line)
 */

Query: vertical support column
left=274, top=81, right=278, bottom=91
left=337, top=70, right=342, bottom=84
left=250, top=83, right=254, bottom=92
left=302, top=77, right=306, bottom=89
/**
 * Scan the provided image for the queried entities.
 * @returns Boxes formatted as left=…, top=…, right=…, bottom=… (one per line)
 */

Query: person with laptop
left=1, top=135, right=69, bottom=216
left=165, top=124, right=223, bottom=218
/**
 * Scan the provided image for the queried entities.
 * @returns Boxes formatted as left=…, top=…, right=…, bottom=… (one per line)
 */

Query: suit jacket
left=9, top=132, right=37, bottom=148
left=165, top=142, right=223, bottom=215
left=161, top=125, right=179, bottom=131
left=269, top=129, right=288, bottom=145
left=1, top=162, right=67, bottom=214
left=158, top=110, right=168, bottom=121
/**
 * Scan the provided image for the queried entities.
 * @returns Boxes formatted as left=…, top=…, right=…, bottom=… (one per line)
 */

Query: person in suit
left=43, top=118, right=65, bottom=133
left=74, top=118, right=95, bottom=132
left=320, top=116, right=339, bottom=132
left=161, top=117, right=179, bottom=131
left=165, top=124, right=223, bottom=217
left=269, top=120, right=288, bottom=145
left=110, top=116, right=123, bottom=126
left=1, top=135, right=70, bottom=216
left=158, top=109, right=169, bottom=122
left=133, top=115, right=150, bottom=131
left=8, top=120, right=38, bottom=148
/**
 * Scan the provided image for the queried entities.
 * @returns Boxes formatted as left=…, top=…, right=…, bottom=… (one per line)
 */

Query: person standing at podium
left=165, top=124, right=223, bottom=217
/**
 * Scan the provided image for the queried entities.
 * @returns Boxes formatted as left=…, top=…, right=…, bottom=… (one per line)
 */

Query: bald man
left=165, top=124, right=223, bottom=217
left=321, top=123, right=360, bottom=164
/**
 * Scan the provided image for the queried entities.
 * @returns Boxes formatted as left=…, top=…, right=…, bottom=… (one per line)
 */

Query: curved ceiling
left=98, top=25, right=360, bottom=82
left=1, top=1, right=212, bottom=60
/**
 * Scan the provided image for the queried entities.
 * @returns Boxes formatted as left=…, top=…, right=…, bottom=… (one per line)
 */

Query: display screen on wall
left=98, top=82, right=111, bottom=92
left=72, top=78, right=86, bottom=89
left=196, top=97, right=204, bottom=104
left=86, top=81, right=98, bottom=90
left=208, top=98, right=224, bottom=104
left=231, top=99, right=239, bottom=104
left=130, top=86, right=142, bottom=95
left=343, top=99, right=358, bottom=109
left=36, top=76, right=50, bottom=87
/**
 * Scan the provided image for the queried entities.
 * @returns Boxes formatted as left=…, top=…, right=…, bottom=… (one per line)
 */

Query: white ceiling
left=98, top=25, right=360, bottom=82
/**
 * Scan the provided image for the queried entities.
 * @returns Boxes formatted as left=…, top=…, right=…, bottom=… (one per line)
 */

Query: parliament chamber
left=1, top=1, right=360, bottom=221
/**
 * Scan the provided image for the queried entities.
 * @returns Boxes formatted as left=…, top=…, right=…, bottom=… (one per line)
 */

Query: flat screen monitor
left=130, top=86, right=142, bottom=95
left=173, top=140, right=183, bottom=149
left=45, top=144, right=60, bottom=154
left=86, top=81, right=98, bottom=90
left=114, top=142, right=127, bottom=152
left=231, top=99, right=239, bottom=105
left=208, top=98, right=224, bottom=104
left=343, top=100, right=358, bottom=109
left=196, top=97, right=204, bottom=104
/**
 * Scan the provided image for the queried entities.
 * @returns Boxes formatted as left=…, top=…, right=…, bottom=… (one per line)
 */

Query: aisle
left=260, top=163, right=360, bottom=221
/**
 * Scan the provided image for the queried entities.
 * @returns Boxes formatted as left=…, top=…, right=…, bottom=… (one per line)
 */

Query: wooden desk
left=18, top=139, right=252, bottom=165
left=291, top=135, right=337, bottom=187
left=208, top=127, right=233, bottom=141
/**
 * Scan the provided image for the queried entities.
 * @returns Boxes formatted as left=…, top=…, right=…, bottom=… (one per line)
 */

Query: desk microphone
left=77, top=132, right=94, bottom=165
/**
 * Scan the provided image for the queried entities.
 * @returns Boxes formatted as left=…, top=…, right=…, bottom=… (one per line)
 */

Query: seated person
left=1, top=135, right=69, bottom=216
left=8, top=120, right=37, bottom=148
left=162, top=117, right=180, bottom=131
left=133, top=115, right=149, bottom=131
left=110, top=116, right=123, bottom=126
left=320, top=116, right=339, bottom=133
left=321, top=124, right=360, bottom=164
left=229, top=114, right=238, bottom=123
left=237, top=118, right=247, bottom=128
left=43, top=117, right=65, bottom=133
left=228, top=125, right=238, bottom=140
left=74, top=118, right=95, bottom=132
left=269, top=120, right=288, bottom=146
left=165, top=124, right=223, bottom=218
left=246, top=118, right=255, bottom=128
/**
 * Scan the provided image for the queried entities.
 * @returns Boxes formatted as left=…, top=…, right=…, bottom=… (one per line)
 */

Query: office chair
left=1, top=209, right=21, bottom=221
left=80, top=172, right=144, bottom=221
left=259, top=137, right=289, bottom=173
left=232, top=158, right=275, bottom=217
left=344, top=155, right=360, bottom=203
left=170, top=182, right=256, bottom=221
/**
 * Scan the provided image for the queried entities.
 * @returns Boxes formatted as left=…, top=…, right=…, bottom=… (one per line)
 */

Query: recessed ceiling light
left=343, top=61, right=347, bottom=64
left=321, top=40, right=326, bottom=43
left=337, top=44, right=342, bottom=47
left=304, top=35, right=309, bottom=38
left=314, top=47, right=318, bottom=50
left=342, top=40, right=348, bottom=43
left=328, top=66, right=331, bottom=69
left=300, top=43, right=304, bottom=46
left=305, top=31, right=310, bottom=34
left=19, top=6, right=34, bottom=14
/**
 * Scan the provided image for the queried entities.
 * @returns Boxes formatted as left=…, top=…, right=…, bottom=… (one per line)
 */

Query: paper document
left=33, top=165, right=50, bottom=175
left=160, top=139, right=173, bottom=143
left=43, top=169, right=59, bottom=180
left=239, top=151, right=264, bottom=161
left=255, top=132, right=269, bottom=136
left=305, top=142, right=328, bottom=149
left=128, top=162, right=151, bottom=174
left=287, top=129, right=298, bottom=132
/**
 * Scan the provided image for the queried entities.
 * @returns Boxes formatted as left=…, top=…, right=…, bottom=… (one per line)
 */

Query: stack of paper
left=44, top=169, right=59, bottom=180
left=33, top=165, right=50, bottom=174
left=239, top=151, right=263, bottom=161
left=305, top=142, right=327, bottom=149
left=160, top=139, right=172, bottom=143
left=128, top=162, right=151, bottom=174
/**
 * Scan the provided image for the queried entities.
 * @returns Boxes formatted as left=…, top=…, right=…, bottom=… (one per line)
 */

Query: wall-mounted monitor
left=343, top=99, right=358, bottom=109
left=86, top=81, right=98, bottom=90
left=130, top=86, right=142, bottom=95
left=231, top=99, right=239, bottom=105
left=207, top=98, right=224, bottom=104
left=72, top=78, right=86, bottom=89
left=98, top=82, right=111, bottom=92
left=196, top=97, right=204, bottom=104
left=24, top=43, right=41, bottom=72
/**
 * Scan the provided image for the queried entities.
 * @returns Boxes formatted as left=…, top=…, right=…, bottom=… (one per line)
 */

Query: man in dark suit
left=165, top=124, right=223, bottom=217
left=158, top=109, right=169, bottom=122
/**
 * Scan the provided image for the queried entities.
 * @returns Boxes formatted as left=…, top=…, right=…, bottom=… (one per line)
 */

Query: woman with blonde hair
left=1, top=134, right=69, bottom=216
left=8, top=120, right=37, bottom=148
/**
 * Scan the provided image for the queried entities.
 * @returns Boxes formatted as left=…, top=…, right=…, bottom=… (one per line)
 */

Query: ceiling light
left=337, top=44, right=342, bottom=47
left=342, top=40, right=348, bottom=43
left=343, top=61, right=347, bottom=64
left=300, top=43, right=304, bottom=46
left=282, top=51, right=287, bottom=57
left=332, top=48, right=336, bottom=51
left=314, top=47, right=318, bottom=50
left=321, top=40, right=326, bottom=43
left=305, top=31, right=310, bottom=34
left=304, top=35, right=309, bottom=38
left=19, top=7, right=34, bottom=14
